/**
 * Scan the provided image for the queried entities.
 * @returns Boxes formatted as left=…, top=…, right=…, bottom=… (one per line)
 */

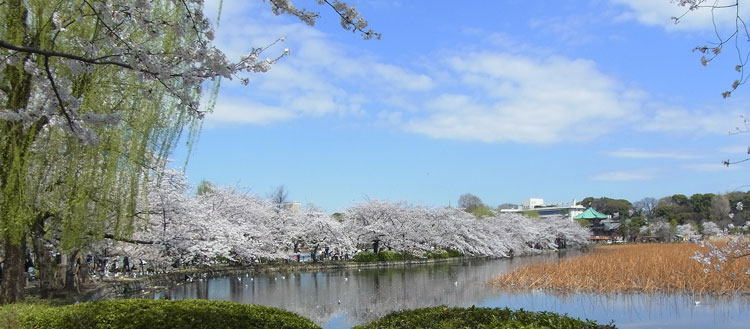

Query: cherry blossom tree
left=702, top=221, right=724, bottom=236
left=676, top=223, right=700, bottom=240
left=340, top=200, right=590, bottom=258
left=284, top=205, right=353, bottom=261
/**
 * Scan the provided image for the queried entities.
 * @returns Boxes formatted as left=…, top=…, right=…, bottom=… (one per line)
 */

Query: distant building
left=282, top=201, right=301, bottom=213
left=573, top=207, right=620, bottom=242
left=500, top=198, right=585, bottom=220
left=524, top=198, right=545, bottom=209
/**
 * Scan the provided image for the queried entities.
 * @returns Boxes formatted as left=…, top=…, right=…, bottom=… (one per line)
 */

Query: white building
left=500, top=198, right=585, bottom=220
left=282, top=201, right=302, bottom=213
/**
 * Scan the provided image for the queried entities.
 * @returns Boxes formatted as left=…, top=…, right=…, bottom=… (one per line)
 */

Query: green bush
left=445, top=249, right=464, bottom=258
left=353, top=251, right=379, bottom=262
left=353, top=306, right=615, bottom=329
left=0, top=302, right=52, bottom=329
left=10, top=299, right=320, bottom=329
left=427, top=249, right=450, bottom=259
left=378, top=250, right=405, bottom=261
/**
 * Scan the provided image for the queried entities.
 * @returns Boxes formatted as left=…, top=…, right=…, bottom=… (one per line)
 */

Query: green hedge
left=353, top=251, right=379, bottom=262
left=377, top=250, right=404, bottom=261
left=6, top=299, right=320, bottom=329
left=354, top=250, right=463, bottom=262
left=427, top=249, right=450, bottom=259
left=352, top=306, right=615, bottom=329
left=445, top=249, right=464, bottom=258
left=353, top=251, right=412, bottom=262
left=0, top=302, right=52, bottom=329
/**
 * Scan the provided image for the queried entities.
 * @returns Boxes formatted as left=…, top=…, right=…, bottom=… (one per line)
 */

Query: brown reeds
left=491, top=243, right=750, bottom=295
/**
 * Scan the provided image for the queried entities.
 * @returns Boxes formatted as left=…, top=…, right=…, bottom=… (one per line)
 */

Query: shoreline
left=81, top=256, right=489, bottom=302
left=24, top=247, right=577, bottom=304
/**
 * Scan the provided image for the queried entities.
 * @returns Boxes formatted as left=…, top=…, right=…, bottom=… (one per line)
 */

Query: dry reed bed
left=491, top=243, right=750, bottom=295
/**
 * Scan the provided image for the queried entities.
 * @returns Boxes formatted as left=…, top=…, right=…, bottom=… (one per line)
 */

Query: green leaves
left=353, top=306, right=615, bottom=329
left=13, top=299, right=321, bottom=329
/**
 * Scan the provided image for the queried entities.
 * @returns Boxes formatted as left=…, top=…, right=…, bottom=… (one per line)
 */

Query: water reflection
left=151, top=252, right=750, bottom=329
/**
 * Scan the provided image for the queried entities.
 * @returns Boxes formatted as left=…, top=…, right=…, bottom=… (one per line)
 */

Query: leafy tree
left=196, top=180, right=216, bottom=196
left=689, top=193, right=715, bottom=218
left=671, top=194, right=690, bottom=207
left=579, top=197, right=632, bottom=217
left=618, top=216, right=647, bottom=242
left=0, top=0, right=377, bottom=303
left=469, top=205, right=494, bottom=218
left=653, top=196, right=694, bottom=225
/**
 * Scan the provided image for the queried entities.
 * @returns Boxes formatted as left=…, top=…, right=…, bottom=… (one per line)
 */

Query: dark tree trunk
left=30, top=215, right=55, bottom=298
left=1, top=238, right=27, bottom=304
left=372, top=240, right=380, bottom=253
left=311, top=246, right=319, bottom=263
left=63, top=250, right=80, bottom=293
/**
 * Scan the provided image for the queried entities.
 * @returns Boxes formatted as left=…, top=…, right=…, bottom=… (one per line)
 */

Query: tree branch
left=103, top=233, right=154, bottom=245
left=43, top=55, right=76, bottom=131
left=0, top=40, right=133, bottom=69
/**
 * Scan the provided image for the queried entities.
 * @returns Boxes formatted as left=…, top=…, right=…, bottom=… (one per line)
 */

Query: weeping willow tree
left=0, top=0, right=211, bottom=303
left=0, top=0, right=376, bottom=303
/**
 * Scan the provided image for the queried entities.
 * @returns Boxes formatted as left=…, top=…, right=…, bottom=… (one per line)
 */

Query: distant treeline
left=578, top=193, right=748, bottom=225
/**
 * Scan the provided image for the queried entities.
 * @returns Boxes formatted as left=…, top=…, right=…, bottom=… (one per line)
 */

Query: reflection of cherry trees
left=154, top=254, right=569, bottom=325
left=112, top=171, right=590, bottom=267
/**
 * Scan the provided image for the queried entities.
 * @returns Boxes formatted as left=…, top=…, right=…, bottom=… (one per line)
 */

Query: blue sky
left=174, top=0, right=750, bottom=211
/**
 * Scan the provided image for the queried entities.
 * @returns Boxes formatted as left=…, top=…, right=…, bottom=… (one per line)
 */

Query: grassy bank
left=1, top=301, right=615, bottom=329
left=492, top=243, right=750, bottom=295
left=353, top=306, right=615, bottom=329
left=0, top=299, right=319, bottom=329
left=352, top=249, right=464, bottom=262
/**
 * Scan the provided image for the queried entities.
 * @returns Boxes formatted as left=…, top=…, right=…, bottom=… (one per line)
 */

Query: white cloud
left=592, top=170, right=656, bottom=181
left=205, top=98, right=295, bottom=125
left=611, top=0, right=750, bottom=30
left=717, top=144, right=749, bottom=154
left=201, top=0, right=432, bottom=125
left=639, top=107, right=735, bottom=134
left=606, top=148, right=700, bottom=159
left=201, top=0, right=742, bottom=145
left=406, top=53, right=640, bottom=143
left=684, top=162, right=737, bottom=172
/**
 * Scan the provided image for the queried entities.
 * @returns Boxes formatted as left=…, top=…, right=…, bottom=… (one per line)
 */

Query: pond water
left=151, top=252, right=750, bottom=328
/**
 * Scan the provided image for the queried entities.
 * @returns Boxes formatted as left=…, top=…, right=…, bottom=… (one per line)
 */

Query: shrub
left=353, top=306, right=615, bottom=329
left=377, top=250, right=404, bottom=261
left=11, top=299, right=320, bottom=329
left=445, top=249, right=464, bottom=258
left=353, top=251, right=378, bottom=262
left=427, top=249, right=450, bottom=259
left=0, top=302, right=52, bottom=329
